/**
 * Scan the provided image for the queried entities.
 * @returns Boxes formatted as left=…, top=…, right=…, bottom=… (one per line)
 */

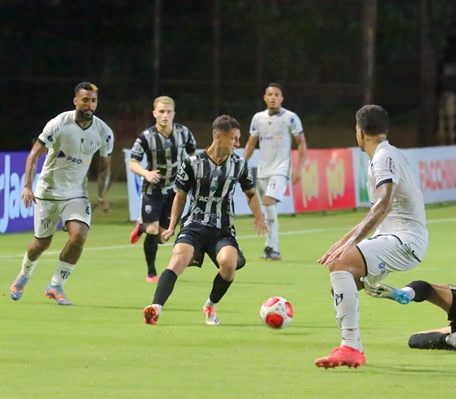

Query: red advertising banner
left=292, top=149, right=356, bottom=212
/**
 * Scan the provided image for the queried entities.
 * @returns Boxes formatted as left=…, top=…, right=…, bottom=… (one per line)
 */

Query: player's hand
left=320, top=241, right=357, bottom=266
left=291, top=169, right=301, bottom=185
left=161, top=227, right=175, bottom=242
left=144, top=170, right=161, bottom=184
left=318, top=238, right=347, bottom=264
left=254, top=217, right=268, bottom=236
left=97, top=198, right=110, bottom=213
left=21, top=187, right=36, bottom=208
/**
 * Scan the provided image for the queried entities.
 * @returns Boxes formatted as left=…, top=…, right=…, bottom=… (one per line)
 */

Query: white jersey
left=249, top=107, right=303, bottom=179
left=35, top=111, right=114, bottom=200
left=368, top=140, right=428, bottom=259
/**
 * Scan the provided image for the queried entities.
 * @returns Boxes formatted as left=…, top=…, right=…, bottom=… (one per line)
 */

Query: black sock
left=153, top=269, right=178, bottom=306
left=209, top=273, right=233, bottom=304
left=144, top=234, right=158, bottom=277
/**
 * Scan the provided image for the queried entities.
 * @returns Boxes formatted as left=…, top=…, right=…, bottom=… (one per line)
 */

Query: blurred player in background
left=315, top=105, right=428, bottom=368
left=128, top=96, right=196, bottom=282
left=243, top=83, right=306, bottom=260
left=10, top=82, right=114, bottom=305
left=143, top=115, right=267, bottom=325
left=366, top=281, right=456, bottom=350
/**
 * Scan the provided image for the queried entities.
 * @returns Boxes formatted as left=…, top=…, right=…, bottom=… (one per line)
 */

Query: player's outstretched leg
left=130, top=222, right=143, bottom=244
left=10, top=273, right=30, bottom=301
left=143, top=304, right=161, bottom=325
left=314, top=346, right=366, bottom=369
left=364, top=283, right=411, bottom=304
left=45, top=284, right=73, bottom=305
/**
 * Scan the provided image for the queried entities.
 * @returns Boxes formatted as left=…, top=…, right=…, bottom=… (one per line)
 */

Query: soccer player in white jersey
left=244, top=83, right=306, bottom=260
left=10, top=82, right=114, bottom=305
left=315, top=104, right=428, bottom=369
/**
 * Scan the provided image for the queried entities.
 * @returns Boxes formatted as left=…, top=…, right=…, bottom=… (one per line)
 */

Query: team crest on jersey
left=90, top=140, right=100, bottom=151
left=145, top=205, right=152, bottom=214
left=378, top=261, right=386, bottom=273
left=385, top=157, right=396, bottom=175
left=47, top=135, right=53, bottom=142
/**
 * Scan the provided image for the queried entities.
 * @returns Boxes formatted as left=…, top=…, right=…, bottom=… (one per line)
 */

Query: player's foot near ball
left=144, top=304, right=161, bottom=325
left=315, top=346, right=366, bottom=369
left=130, top=223, right=142, bottom=244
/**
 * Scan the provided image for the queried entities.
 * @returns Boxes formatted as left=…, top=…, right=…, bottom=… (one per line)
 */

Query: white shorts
left=357, top=234, right=421, bottom=287
left=256, top=176, right=288, bottom=203
left=34, top=198, right=91, bottom=238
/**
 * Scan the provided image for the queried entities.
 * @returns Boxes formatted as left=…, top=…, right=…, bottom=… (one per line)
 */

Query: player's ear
left=73, top=97, right=77, bottom=106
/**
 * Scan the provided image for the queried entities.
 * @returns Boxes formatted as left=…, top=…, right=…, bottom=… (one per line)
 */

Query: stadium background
left=1, top=0, right=456, bottom=182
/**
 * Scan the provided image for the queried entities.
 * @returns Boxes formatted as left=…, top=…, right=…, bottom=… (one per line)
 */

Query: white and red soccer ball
left=260, top=296, right=293, bottom=329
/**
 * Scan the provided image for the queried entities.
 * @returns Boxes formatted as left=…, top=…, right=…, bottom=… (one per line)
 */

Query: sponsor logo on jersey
left=378, top=261, right=386, bottom=273
left=198, top=195, right=222, bottom=203
left=386, top=157, right=396, bottom=174
left=260, top=135, right=284, bottom=141
left=47, top=135, right=53, bottom=142
left=66, top=156, right=91, bottom=165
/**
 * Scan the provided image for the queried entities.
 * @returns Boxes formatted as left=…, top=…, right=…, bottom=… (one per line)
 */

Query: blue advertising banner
left=0, top=152, right=44, bottom=233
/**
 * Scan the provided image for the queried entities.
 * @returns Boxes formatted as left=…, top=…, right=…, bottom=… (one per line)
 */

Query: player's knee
left=236, top=251, right=246, bottom=270
left=407, top=280, right=433, bottom=302
left=32, top=237, right=52, bottom=251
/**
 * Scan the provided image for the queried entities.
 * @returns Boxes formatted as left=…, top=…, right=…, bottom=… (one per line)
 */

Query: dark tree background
left=1, top=0, right=455, bottom=158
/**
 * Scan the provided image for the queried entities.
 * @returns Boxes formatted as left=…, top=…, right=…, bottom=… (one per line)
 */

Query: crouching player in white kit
left=316, top=105, right=428, bottom=368
left=10, top=82, right=114, bottom=305
left=244, top=83, right=306, bottom=260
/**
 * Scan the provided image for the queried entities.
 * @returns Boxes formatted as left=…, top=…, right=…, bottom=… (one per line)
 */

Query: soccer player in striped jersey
left=366, top=281, right=456, bottom=350
left=143, top=115, right=267, bottom=325
left=244, top=83, right=306, bottom=260
left=128, top=96, right=196, bottom=282
left=10, top=82, right=114, bottom=305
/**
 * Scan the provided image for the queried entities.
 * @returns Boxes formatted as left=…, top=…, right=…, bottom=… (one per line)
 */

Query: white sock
left=402, top=287, right=416, bottom=300
left=21, top=253, right=39, bottom=278
left=330, top=270, right=361, bottom=351
left=204, top=298, right=217, bottom=308
left=264, top=205, right=279, bottom=252
left=51, top=261, right=75, bottom=287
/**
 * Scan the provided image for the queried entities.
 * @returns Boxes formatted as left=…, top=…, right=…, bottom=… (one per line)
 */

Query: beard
left=77, top=109, right=94, bottom=121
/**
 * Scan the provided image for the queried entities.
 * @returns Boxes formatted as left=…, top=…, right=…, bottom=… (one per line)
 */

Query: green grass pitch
left=1, top=183, right=455, bottom=398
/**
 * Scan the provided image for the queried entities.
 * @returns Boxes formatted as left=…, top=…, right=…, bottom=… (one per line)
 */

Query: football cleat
left=146, top=276, right=159, bottom=283
left=144, top=304, right=161, bottom=325
left=45, top=284, right=73, bottom=305
left=447, top=332, right=456, bottom=349
left=364, top=283, right=411, bottom=304
left=10, top=273, right=30, bottom=301
left=130, top=223, right=143, bottom=244
left=262, top=246, right=281, bottom=260
left=203, top=305, right=220, bottom=325
left=315, top=346, right=366, bottom=369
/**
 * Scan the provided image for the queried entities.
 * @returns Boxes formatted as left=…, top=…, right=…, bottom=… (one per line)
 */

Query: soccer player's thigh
left=357, top=235, right=419, bottom=288
left=61, top=198, right=91, bottom=238
left=158, top=190, right=175, bottom=231
left=208, top=235, right=239, bottom=271
left=171, top=224, right=207, bottom=273
left=263, top=175, right=287, bottom=202
left=34, top=199, right=61, bottom=238
left=141, top=193, right=164, bottom=234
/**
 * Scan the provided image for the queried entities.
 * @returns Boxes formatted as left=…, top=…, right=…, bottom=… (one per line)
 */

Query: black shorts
left=139, top=188, right=175, bottom=228
left=175, top=223, right=241, bottom=268
left=449, top=285, right=456, bottom=333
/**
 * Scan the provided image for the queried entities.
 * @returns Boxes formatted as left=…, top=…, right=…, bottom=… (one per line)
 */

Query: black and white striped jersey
left=130, top=123, right=196, bottom=194
left=175, top=150, right=254, bottom=237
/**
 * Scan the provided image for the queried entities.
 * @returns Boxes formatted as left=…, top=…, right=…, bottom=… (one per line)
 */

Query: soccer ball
left=260, top=296, right=293, bottom=329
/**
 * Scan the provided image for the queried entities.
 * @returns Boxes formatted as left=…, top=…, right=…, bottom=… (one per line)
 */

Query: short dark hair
left=267, top=83, right=282, bottom=91
left=356, top=105, right=388, bottom=135
left=212, top=115, right=241, bottom=134
left=74, top=81, right=98, bottom=95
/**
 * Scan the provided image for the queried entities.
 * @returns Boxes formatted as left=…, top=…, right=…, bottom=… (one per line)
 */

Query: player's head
left=73, top=81, right=99, bottom=121
left=264, top=83, right=283, bottom=112
left=355, top=105, right=388, bottom=151
left=153, top=96, right=176, bottom=129
left=212, top=115, right=241, bottom=155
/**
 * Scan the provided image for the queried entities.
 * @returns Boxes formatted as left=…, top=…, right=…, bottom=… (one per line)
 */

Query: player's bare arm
left=21, top=141, right=48, bottom=208
left=323, top=182, right=397, bottom=265
left=162, top=189, right=188, bottom=242
left=129, top=160, right=161, bottom=184
left=291, top=133, right=306, bottom=185
left=244, top=188, right=268, bottom=235
left=243, top=136, right=258, bottom=162
left=97, top=155, right=111, bottom=212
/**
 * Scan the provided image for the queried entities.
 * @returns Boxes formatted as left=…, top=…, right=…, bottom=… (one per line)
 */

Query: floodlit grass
left=1, top=183, right=455, bottom=398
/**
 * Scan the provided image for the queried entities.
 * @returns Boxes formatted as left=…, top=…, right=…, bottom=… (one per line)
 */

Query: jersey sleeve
left=37, top=117, right=61, bottom=149
left=372, top=152, right=401, bottom=188
left=289, top=112, right=303, bottom=136
left=130, top=131, right=148, bottom=162
left=249, top=114, right=260, bottom=137
left=99, top=126, right=114, bottom=157
left=239, top=160, right=255, bottom=192
left=175, top=158, right=194, bottom=193
left=185, top=128, right=197, bottom=155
